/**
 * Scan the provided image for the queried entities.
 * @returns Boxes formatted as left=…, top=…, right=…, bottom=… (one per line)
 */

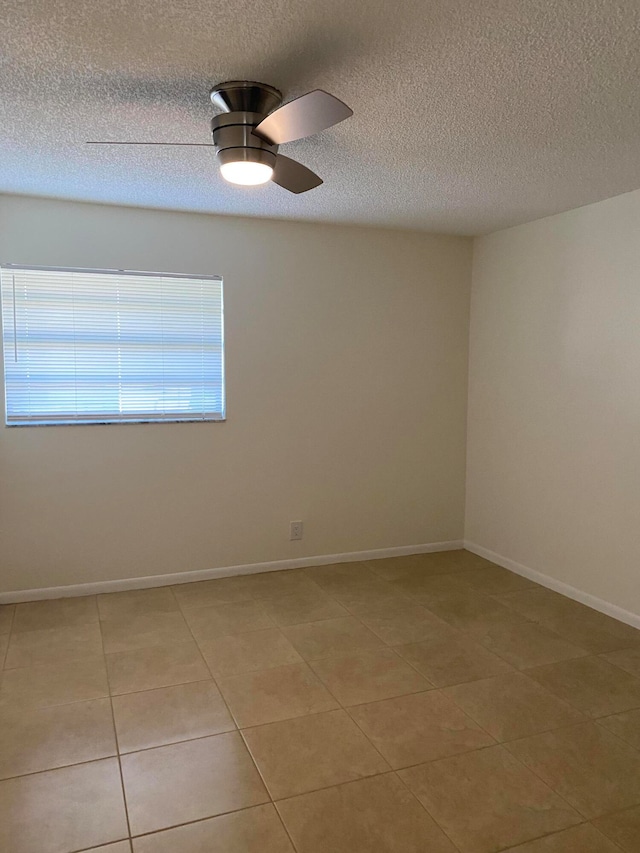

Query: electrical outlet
left=289, top=520, right=304, bottom=541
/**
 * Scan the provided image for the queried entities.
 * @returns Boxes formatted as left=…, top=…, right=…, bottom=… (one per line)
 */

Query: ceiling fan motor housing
left=210, top=81, right=282, bottom=171
left=210, top=111, right=278, bottom=171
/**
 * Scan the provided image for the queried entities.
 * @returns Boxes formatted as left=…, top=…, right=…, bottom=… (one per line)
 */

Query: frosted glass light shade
left=220, top=161, right=273, bottom=186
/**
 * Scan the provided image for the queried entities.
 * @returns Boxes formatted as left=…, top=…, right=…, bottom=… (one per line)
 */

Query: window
left=1, top=265, right=225, bottom=425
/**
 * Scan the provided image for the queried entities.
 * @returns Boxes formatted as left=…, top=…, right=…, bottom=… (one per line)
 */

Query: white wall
left=0, top=195, right=472, bottom=594
left=466, top=189, right=640, bottom=616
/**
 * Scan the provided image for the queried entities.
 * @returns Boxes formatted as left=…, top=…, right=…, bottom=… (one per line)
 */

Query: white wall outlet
left=289, top=520, right=304, bottom=541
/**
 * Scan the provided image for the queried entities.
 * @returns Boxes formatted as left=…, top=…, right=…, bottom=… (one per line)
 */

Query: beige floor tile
left=303, top=561, right=376, bottom=589
left=132, top=803, right=294, bottom=853
left=311, top=647, right=430, bottom=706
left=328, top=578, right=413, bottom=611
left=12, top=595, right=98, bottom=633
left=172, top=575, right=255, bottom=609
left=100, top=610, right=192, bottom=654
left=121, top=732, right=268, bottom=835
left=546, top=613, right=640, bottom=655
left=364, top=554, right=432, bottom=580
left=261, top=589, right=347, bottom=626
left=498, top=587, right=598, bottom=623
left=499, top=590, right=640, bottom=653
left=447, top=672, right=586, bottom=741
left=106, top=641, right=209, bottom=695
left=598, top=708, right=640, bottom=750
left=421, top=550, right=493, bottom=570
left=396, top=633, right=513, bottom=687
left=602, top=646, right=640, bottom=679
left=112, top=680, right=235, bottom=752
left=528, top=656, right=640, bottom=718
left=0, top=633, right=7, bottom=667
left=366, top=566, right=447, bottom=596
left=0, top=656, right=109, bottom=709
left=507, top=722, right=640, bottom=818
left=389, top=572, right=470, bottom=602
left=457, top=566, right=538, bottom=595
left=349, top=689, right=495, bottom=768
left=218, top=662, right=339, bottom=727
left=97, top=586, right=178, bottom=620
left=4, top=622, right=104, bottom=669
left=0, top=604, right=15, bottom=634
left=276, top=772, right=457, bottom=853
left=245, top=569, right=323, bottom=600
left=501, top=823, right=623, bottom=852
left=389, top=570, right=460, bottom=598
left=199, top=628, right=302, bottom=677
left=243, top=708, right=388, bottom=798
left=412, top=583, right=523, bottom=637
left=355, top=601, right=455, bottom=646
left=0, top=758, right=128, bottom=853
left=282, top=616, right=384, bottom=661
left=0, top=699, right=116, bottom=779
left=10, top=569, right=639, bottom=853
left=183, top=599, right=274, bottom=643
left=400, top=744, right=580, bottom=853
left=375, top=551, right=493, bottom=588
left=0, top=698, right=116, bottom=779
left=450, top=550, right=498, bottom=571
left=592, top=805, right=640, bottom=852
left=476, top=621, right=587, bottom=669
left=568, top=609, right=640, bottom=646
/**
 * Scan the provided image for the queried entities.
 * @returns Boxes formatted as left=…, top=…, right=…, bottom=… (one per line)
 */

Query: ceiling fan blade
left=86, top=141, right=215, bottom=146
left=254, top=90, right=352, bottom=145
left=271, top=155, right=323, bottom=193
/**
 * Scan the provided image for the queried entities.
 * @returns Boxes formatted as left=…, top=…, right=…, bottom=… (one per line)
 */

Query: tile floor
left=1, top=550, right=640, bottom=852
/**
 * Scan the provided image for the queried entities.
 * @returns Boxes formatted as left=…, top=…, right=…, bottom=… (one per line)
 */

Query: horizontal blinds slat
left=1, top=267, right=225, bottom=425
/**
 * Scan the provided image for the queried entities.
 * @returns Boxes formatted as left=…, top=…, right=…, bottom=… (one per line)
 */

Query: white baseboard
left=0, top=539, right=464, bottom=604
left=464, top=540, right=640, bottom=631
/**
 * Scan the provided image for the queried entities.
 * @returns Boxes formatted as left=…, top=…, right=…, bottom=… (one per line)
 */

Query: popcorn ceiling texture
left=0, top=0, right=639, bottom=235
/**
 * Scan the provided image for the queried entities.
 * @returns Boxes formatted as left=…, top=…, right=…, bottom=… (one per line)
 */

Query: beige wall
left=0, top=195, right=472, bottom=593
left=466, top=189, right=640, bottom=615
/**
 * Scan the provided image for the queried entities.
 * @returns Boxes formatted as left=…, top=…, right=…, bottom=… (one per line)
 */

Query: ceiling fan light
left=220, top=160, right=273, bottom=186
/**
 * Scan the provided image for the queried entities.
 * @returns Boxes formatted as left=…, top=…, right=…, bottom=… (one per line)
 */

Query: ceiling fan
left=87, top=81, right=353, bottom=193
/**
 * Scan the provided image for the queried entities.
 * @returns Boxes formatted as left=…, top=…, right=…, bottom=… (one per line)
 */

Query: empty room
left=1, top=1, right=639, bottom=851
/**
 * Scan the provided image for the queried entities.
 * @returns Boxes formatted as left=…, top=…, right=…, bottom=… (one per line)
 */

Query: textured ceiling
left=1, top=0, right=639, bottom=235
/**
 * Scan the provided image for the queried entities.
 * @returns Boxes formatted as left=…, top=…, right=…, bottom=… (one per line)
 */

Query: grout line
left=156, top=598, right=304, bottom=853
left=0, top=747, right=119, bottom=783
left=174, top=584, right=300, bottom=853
left=497, top=738, right=593, bottom=821
left=0, top=603, right=16, bottom=671
left=66, top=836, right=131, bottom=853
left=466, top=821, right=615, bottom=853
left=256, top=567, right=636, bottom=848
left=179, top=610, right=244, bottom=733
left=114, top=723, right=237, bottom=757
left=223, top=570, right=467, bottom=847
left=191, top=572, right=404, bottom=836
left=2, top=649, right=107, bottom=673
left=271, top=805, right=301, bottom=853
left=592, top=716, right=640, bottom=754
left=98, top=612, right=134, bottom=844
left=125, top=801, right=295, bottom=843
left=443, top=684, right=590, bottom=742
left=2, top=559, right=639, bottom=850
left=0, top=604, right=17, bottom=679
left=391, top=767, right=465, bottom=852
left=392, top=742, right=591, bottom=853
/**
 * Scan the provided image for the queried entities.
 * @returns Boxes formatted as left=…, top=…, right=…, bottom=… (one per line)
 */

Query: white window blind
left=1, top=265, right=225, bottom=426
